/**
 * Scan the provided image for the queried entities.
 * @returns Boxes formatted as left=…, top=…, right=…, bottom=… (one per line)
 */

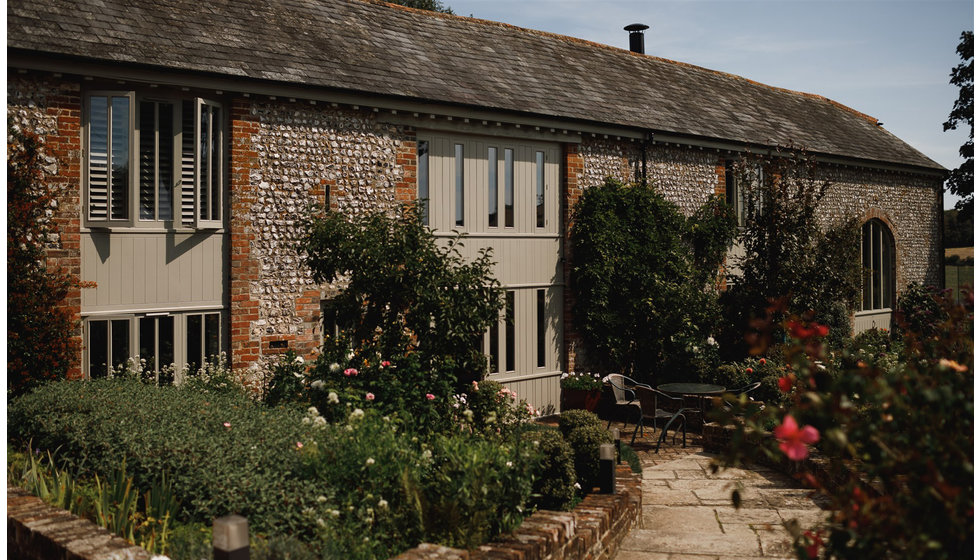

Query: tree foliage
left=8, top=126, right=80, bottom=396
left=301, top=203, right=501, bottom=387
left=721, top=152, right=862, bottom=356
left=944, top=31, right=973, bottom=218
left=570, top=178, right=736, bottom=382
left=385, top=0, right=454, bottom=14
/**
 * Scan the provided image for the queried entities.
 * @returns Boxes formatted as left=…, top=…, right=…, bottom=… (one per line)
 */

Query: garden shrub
left=712, top=289, right=973, bottom=559
left=705, top=353, right=785, bottom=405
left=521, top=426, right=577, bottom=511
left=571, top=178, right=735, bottom=382
left=454, top=379, right=536, bottom=439
left=307, top=353, right=457, bottom=437
left=895, top=282, right=947, bottom=336
left=301, top=202, right=501, bottom=389
left=301, top=408, right=539, bottom=558
left=558, top=410, right=612, bottom=492
left=8, top=378, right=315, bottom=534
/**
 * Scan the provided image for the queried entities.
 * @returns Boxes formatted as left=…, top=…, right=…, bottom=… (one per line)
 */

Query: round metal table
left=657, top=383, right=726, bottom=426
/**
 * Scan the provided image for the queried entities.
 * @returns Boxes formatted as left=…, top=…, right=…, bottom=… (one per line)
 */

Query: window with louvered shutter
left=86, top=93, right=133, bottom=224
left=139, top=101, right=176, bottom=221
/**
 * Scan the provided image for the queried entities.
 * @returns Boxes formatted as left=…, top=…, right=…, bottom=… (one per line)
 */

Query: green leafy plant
left=265, top=351, right=311, bottom=406
left=571, top=178, right=736, bottom=382
left=559, top=371, right=603, bottom=391
left=558, top=410, right=612, bottom=493
left=93, top=460, right=140, bottom=542
left=9, top=378, right=315, bottom=534
left=720, top=151, right=862, bottom=360
left=711, top=290, right=973, bottom=559
left=301, top=202, right=501, bottom=389
left=7, top=126, right=80, bottom=396
left=11, top=446, right=82, bottom=514
left=521, top=426, right=577, bottom=511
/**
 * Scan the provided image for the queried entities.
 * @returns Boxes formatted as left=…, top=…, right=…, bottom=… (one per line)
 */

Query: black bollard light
left=611, top=428, right=621, bottom=464
left=599, top=443, right=616, bottom=494
left=214, top=515, right=249, bottom=560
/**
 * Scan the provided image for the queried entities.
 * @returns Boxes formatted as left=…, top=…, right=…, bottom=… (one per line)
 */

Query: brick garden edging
left=7, top=486, right=151, bottom=560
left=394, top=464, right=643, bottom=560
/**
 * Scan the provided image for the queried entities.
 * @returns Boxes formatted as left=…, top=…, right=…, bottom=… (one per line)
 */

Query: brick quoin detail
left=395, top=130, right=418, bottom=205
left=40, top=83, right=84, bottom=379
left=229, top=99, right=263, bottom=372
left=715, top=158, right=728, bottom=198
left=562, top=144, right=585, bottom=373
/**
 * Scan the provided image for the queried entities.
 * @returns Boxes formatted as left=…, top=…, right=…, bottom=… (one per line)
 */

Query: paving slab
left=611, top=424, right=827, bottom=560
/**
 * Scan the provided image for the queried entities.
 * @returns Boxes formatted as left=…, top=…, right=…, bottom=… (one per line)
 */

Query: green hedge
left=9, top=379, right=315, bottom=534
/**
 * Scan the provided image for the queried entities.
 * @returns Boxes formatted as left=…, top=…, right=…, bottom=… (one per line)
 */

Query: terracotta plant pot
left=561, top=388, right=602, bottom=412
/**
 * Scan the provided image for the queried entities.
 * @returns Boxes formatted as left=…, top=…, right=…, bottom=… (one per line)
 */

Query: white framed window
left=85, top=92, right=224, bottom=229
left=862, top=219, right=895, bottom=311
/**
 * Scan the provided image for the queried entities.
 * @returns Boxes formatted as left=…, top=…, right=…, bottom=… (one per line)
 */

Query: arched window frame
left=861, top=219, right=895, bottom=312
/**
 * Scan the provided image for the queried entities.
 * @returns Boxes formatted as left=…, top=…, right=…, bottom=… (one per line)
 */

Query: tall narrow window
left=455, top=143, right=464, bottom=227
left=139, top=315, right=175, bottom=384
left=536, top=289, right=546, bottom=368
left=504, top=148, right=514, bottom=227
left=87, top=319, right=130, bottom=378
left=535, top=151, right=545, bottom=228
left=489, top=318, right=500, bottom=374
left=418, top=140, right=429, bottom=226
left=196, top=100, right=223, bottom=226
left=488, top=146, right=498, bottom=227
left=186, top=312, right=221, bottom=373
left=505, top=291, right=516, bottom=372
left=139, top=101, right=175, bottom=221
left=88, top=94, right=131, bottom=222
left=862, top=219, right=895, bottom=311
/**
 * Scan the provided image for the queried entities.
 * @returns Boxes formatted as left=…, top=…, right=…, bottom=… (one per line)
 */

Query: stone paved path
left=613, top=423, right=828, bottom=560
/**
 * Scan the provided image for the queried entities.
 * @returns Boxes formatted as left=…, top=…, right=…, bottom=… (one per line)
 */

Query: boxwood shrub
left=8, top=378, right=316, bottom=534
left=557, top=410, right=612, bottom=492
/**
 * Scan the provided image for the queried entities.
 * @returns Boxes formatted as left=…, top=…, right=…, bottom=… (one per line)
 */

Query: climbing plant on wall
left=570, top=178, right=736, bottom=382
left=8, top=127, right=80, bottom=396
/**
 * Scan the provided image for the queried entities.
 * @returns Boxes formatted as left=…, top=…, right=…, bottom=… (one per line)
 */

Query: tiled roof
left=7, top=0, right=944, bottom=171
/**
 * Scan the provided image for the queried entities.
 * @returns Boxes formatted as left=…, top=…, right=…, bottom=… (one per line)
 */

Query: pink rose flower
left=344, top=368, right=358, bottom=377
left=223, top=422, right=231, bottom=428
left=366, top=392, right=375, bottom=401
left=773, top=415, right=819, bottom=461
left=425, top=393, right=435, bottom=400
left=381, top=361, right=392, bottom=367
left=778, top=376, right=793, bottom=393
left=296, top=441, right=304, bottom=449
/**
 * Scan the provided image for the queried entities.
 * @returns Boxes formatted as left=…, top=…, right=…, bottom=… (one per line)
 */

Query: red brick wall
left=228, top=99, right=263, bottom=371
left=562, top=144, right=585, bottom=373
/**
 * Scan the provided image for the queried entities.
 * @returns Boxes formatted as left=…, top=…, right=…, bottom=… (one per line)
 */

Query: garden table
left=656, top=383, right=726, bottom=427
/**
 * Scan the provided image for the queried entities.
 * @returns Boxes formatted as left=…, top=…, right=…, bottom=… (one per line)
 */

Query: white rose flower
left=311, top=380, right=325, bottom=390
left=350, top=408, right=364, bottom=420
left=294, top=355, right=305, bottom=365
left=378, top=499, right=388, bottom=509
left=317, top=495, right=327, bottom=503
left=328, top=391, right=340, bottom=404
left=366, top=457, right=375, bottom=466
left=308, top=406, right=319, bottom=416
left=313, top=416, right=327, bottom=428
left=329, top=362, right=341, bottom=373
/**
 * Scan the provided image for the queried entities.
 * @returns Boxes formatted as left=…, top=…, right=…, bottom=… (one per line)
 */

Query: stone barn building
left=7, top=0, right=945, bottom=413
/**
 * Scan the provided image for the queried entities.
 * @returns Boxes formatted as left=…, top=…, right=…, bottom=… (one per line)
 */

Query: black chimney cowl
left=624, top=23, right=649, bottom=54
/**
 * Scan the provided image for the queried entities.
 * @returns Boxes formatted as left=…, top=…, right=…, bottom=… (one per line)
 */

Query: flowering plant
left=711, top=290, right=973, bottom=559
left=559, top=372, right=603, bottom=391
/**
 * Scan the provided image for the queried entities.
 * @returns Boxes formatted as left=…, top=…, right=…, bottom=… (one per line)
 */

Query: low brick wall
left=395, top=464, right=642, bottom=560
left=8, top=465, right=641, bottom=560
left=7, top=486, right=150, bottom=560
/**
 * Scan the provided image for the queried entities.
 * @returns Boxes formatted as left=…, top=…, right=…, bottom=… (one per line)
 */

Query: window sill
left=82, top=226, right=227, bottom=234
left=855, top=308, right=892, bottom=316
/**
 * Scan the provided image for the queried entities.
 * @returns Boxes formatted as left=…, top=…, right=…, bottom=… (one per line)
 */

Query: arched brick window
left=861, top=219, right=895, bottom=311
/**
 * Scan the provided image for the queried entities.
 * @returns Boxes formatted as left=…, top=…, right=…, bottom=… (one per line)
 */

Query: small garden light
left=599, top=443, right=616, bottom=494
left=611, top=428, right=621, bottom=464
left=214, top=515, right=249, bottom=560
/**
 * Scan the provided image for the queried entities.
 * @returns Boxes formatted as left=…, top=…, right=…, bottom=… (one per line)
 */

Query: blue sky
left=449, top=0, right=973, bottom=209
